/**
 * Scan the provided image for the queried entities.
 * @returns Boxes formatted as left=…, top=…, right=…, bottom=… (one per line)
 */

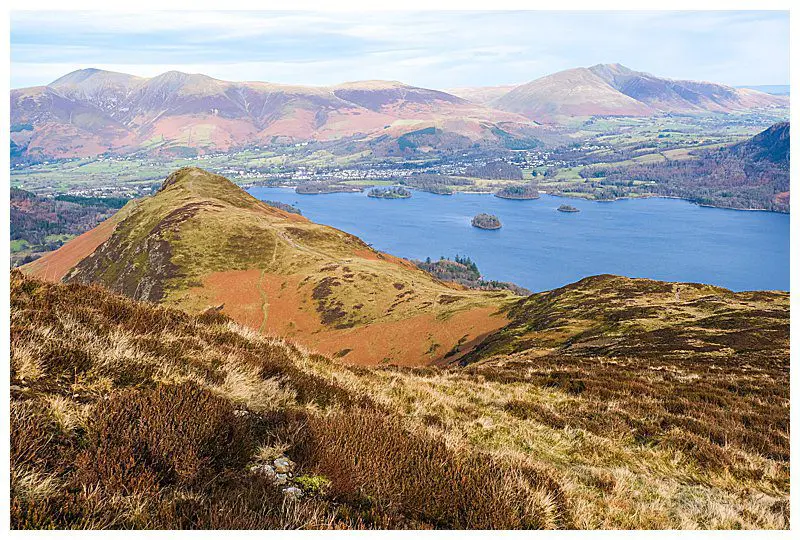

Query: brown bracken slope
left=21, top=167, right=514, bottom=366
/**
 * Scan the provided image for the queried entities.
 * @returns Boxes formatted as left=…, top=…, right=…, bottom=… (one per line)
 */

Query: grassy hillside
left=446, top=275, right=789, bottom=527
left=22, top=167, right=515, bottom=366
left=459, top=274, right=788, bottom=363
left=10, top=271, right=567, bottom=529
left=10, top=272, right=789, bottom=529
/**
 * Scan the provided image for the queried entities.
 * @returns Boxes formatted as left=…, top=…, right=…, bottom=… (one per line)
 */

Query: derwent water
left=248, top=188, right=789, bottom=292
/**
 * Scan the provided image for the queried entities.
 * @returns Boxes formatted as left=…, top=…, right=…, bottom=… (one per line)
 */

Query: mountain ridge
left=11, top=64, right=787, bottom=159
left=490, top=63, right=787, bottom=121
left=21, top=167, right=516, bottom=366
left=11, top=68, right=535, bottom=159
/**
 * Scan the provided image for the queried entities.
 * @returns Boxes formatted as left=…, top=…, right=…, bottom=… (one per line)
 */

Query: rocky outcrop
left=249, top=454, right=305, bottom=500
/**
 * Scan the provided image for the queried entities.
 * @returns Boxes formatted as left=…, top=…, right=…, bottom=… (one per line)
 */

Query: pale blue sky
left=10, top=11, right=789, bottom=89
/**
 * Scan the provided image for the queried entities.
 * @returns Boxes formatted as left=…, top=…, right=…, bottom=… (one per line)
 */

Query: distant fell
left=11, top=64, right=789, bottom=158
left=492, top=63, right=787, bottom=122
left=11, top=68, right=537, bottom=160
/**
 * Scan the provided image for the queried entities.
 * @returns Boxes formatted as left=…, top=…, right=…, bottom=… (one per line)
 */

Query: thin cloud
left=10, top=11, right=789, bottom=89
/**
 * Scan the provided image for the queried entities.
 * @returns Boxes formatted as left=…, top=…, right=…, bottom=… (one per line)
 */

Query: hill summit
left=22, top=167, right=515, bottom=365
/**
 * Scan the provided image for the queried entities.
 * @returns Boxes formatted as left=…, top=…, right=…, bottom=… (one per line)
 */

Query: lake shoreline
left=247, top=183, right=788, bottom=214
left=248, top=186, right=788, bottom=293
left=539, top=191, right=789, bottom=214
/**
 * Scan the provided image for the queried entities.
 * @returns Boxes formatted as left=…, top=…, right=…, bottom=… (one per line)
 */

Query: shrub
left=75, top=382, right=254, bottom=495
left=292, top=410, right=571, bottom=529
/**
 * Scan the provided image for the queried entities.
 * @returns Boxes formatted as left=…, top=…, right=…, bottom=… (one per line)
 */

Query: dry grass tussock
left=10, top=272, right=567, bottom=530
left=311, top=363, right=789, bottom=529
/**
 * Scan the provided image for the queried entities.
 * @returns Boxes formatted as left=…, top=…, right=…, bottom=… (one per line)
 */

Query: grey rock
left=274, top=457, right=294, bottom=473
left=249, top=463, right=276, bottom=481
left=283, top=486, right=303, bottom=500
left=275, top=473, right=289, bottom=485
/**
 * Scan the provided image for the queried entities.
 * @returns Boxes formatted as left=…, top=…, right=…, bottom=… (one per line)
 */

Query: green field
left=10, top=110, right=787, bottom=207
left=10, top=239, right=30, bottom=253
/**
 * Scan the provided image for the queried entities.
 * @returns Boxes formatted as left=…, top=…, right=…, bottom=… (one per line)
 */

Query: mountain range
left=11, top=69, right=537, bottom=160
left=11, top=64, right=787, bottom=159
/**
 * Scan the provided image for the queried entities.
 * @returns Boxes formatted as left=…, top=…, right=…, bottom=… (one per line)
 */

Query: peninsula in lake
left=495, top=183, right=540, bottom=200
left=295, top=183, right=363, bottom=195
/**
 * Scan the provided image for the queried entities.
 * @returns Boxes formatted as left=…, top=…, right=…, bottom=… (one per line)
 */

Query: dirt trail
left=257, top=269, right=270, bottom=332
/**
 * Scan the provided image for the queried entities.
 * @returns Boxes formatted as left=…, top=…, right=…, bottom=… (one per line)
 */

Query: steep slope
left=18, top=201, right=137, bottom=281
left=11, top=69, right=537, bottom=159
left=48, top=68, right=145, bottom=114
left=10, top=85, right=133, bottom=159
left=21, top=167, right=514, bottom=366
left=10, top=188, right=128, bottom=268
left=493, top=63, right=788, bottom=122
left=493, top=67, right=656, bottom=121
left=730, top=120, right=789, bottom=163
left=588, top=63, right=786, bottom=113
left=10, top=271, right=568, bottom=530
left=11, top=271, right=789, bottom=529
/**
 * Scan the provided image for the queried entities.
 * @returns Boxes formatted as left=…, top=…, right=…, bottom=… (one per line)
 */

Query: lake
left=248, top=187, right=790, bottom=292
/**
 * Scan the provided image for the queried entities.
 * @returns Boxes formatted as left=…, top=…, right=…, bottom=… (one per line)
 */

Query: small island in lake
left=471, top=213, right=502, bottom=230
left=557, top=204, right=580, bottom=213
left=495, top=183, right=540, bottom=200
left=368, top=186, right=412, bottom=199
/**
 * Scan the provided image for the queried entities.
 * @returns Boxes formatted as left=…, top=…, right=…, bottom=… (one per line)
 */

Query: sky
left=10, top=10, right=790, bottom=89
